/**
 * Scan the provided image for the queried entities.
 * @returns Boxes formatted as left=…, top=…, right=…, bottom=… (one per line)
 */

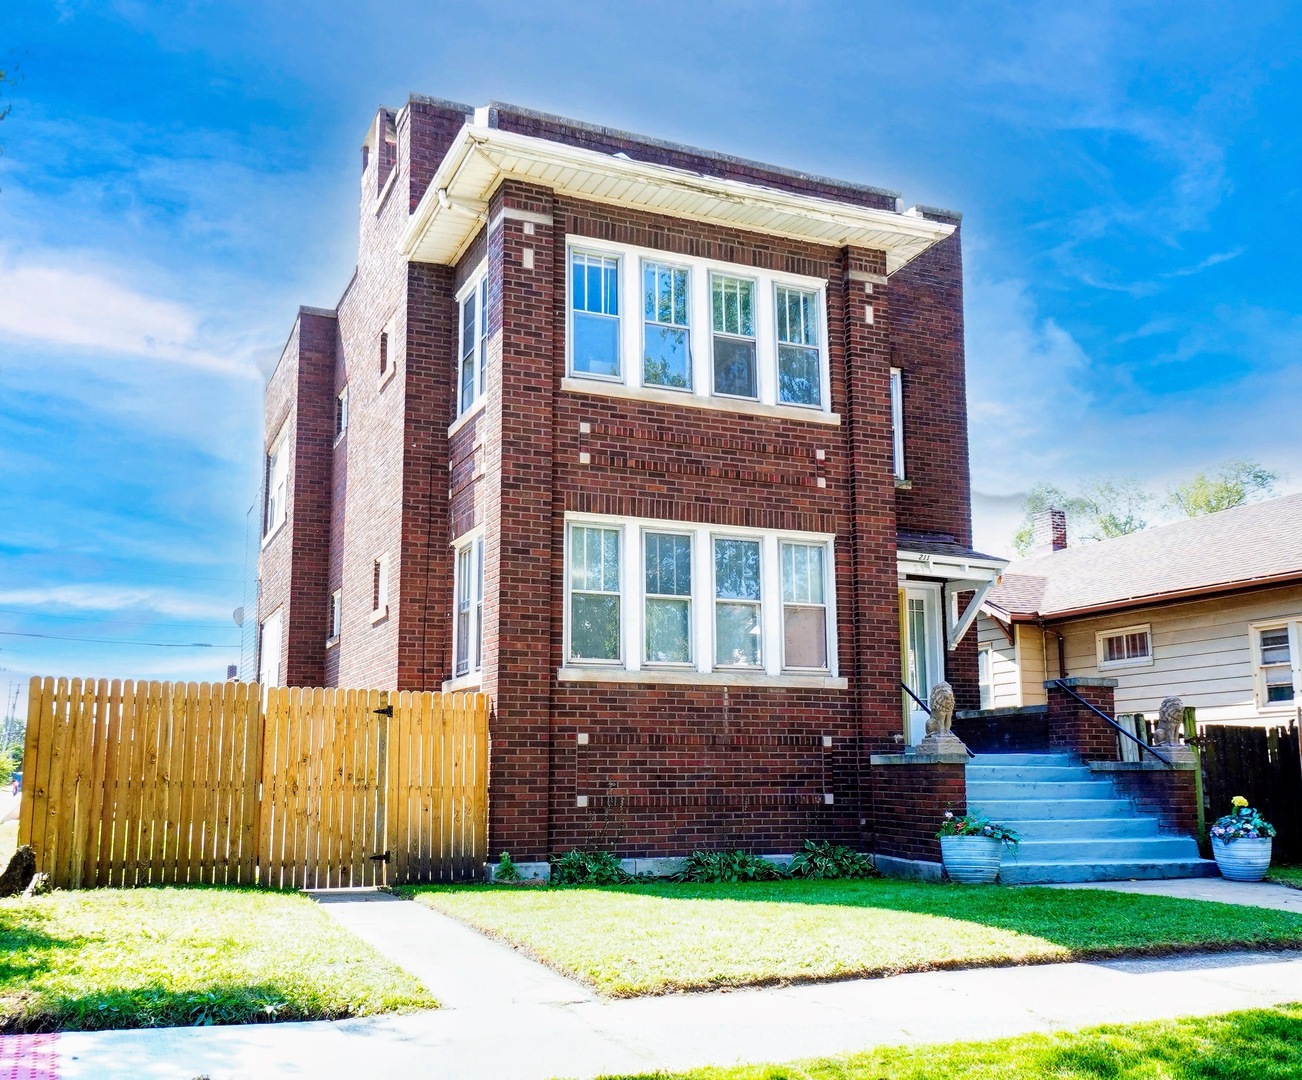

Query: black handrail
left=900, top=682, right=932, bottom=715
left=1049, top=679, right=1172, bottom=767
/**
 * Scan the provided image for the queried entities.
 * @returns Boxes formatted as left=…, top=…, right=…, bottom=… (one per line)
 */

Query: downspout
left=1037, top=619, right=1067, bottom=679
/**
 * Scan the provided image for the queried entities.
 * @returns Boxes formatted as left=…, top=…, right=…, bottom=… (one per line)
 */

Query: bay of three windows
left=567, top=518, right=835, bottom=675
left=570, top=243, right=830, bottom=411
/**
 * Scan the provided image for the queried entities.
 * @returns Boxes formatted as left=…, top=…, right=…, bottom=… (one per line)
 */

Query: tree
left=1168, top=460, right=1279, bottom=518
left=1012, top=478, right=1152, bottom=556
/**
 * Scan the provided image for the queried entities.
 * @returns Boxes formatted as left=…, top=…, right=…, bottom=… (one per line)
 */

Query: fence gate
left=1199, top=721, right=1302, bottom=863
left=18, top=677, right=489, bottom=890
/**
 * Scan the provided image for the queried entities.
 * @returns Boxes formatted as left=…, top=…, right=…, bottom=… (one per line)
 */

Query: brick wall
left=870, top=758, right=966, bottom=862
left=1104, top=766, right=1201, bottom=837
left=1047, top=678, right=1121, bottom=760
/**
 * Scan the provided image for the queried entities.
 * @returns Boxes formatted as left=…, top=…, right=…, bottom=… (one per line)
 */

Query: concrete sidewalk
left=1049, top=875, right=1302, bottom=912
left=38, top=889, right=1302, bottom=1080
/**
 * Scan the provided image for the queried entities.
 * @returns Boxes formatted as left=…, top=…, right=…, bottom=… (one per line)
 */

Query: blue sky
left=2, top=1, right=1301, bottom=701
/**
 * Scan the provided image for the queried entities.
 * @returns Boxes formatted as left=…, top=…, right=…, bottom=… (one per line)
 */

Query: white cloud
left=0, top=584, right=236, bottom=622
left=0, top=250, right=259, bottom=379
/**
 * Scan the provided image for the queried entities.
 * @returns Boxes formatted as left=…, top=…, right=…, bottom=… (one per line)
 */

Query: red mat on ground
left=0, top=1035, right=58, bottom=1080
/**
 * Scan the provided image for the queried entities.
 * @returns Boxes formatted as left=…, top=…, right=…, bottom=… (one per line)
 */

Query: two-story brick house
left=257, top=95, right=1005, bottom=874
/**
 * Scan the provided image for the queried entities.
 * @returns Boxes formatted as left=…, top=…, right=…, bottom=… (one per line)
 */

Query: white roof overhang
left=400, top=125, right=955, bottom=271
left=897, top=550, right=1006, bottom=589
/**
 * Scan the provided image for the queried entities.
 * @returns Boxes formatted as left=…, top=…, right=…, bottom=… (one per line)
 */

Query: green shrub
left=673, top=849, right=787, bottom=883
left=550, top=849, right=632, bottom=885
left=493, top=851, right=523, bottom=883
left=789, top=839, right=875, bottom=879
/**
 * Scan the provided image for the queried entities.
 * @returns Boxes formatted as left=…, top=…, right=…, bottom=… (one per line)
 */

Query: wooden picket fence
left=17, top=677, right=489, bottom=890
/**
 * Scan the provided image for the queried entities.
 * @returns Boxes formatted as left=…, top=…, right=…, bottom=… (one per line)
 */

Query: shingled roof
left=984, top=492, right=1302, bottom=622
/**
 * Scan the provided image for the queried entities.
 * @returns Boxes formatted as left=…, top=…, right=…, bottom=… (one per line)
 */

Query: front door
left=901, top=584, right=944, bottom=746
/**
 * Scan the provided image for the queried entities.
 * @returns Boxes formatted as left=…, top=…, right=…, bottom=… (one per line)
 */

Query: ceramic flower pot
left=1212, top=836, right=1272, bottom=882
left=940, top=835, right=1003, bottom=884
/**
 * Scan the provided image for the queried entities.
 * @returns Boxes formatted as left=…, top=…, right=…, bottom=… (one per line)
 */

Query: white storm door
left=902, top=584, right=944, bottom=746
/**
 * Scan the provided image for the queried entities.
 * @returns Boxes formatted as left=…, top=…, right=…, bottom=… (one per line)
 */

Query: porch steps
left=965, top=752, right=1217, bottom=885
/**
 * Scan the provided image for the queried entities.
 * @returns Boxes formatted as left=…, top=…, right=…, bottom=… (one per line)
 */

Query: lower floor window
left=1256, top=622, right=1298, bottom=706
left=454, top=536, right=484, bottom=677
left=565, top=515, right=836, bottom=679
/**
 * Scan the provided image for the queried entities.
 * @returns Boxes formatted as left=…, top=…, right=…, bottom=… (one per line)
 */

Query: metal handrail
left=900, top=682, right=932, bottom=715
left=1049, top=679, right=1173, bottom=767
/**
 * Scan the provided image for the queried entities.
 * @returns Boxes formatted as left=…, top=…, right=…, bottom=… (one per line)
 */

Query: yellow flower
left=1232, top=795, right=1249, bottom=808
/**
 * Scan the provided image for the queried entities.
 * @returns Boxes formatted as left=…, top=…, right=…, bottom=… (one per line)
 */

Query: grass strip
left=1267, top=865, right=1302, bottom=890
left=406, top=878, right=1302, bottom=996
left=597, top=1003, right=1302, bottom=1079
left=1, top=885, right=436, bottom=1032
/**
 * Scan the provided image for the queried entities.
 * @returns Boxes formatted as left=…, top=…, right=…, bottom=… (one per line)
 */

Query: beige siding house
left=979, top=494, right=1302, bottom=726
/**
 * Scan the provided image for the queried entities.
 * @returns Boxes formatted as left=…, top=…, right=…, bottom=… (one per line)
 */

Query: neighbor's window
left=372, top=554, right=389, bottom=615
left=1257, top=624, right=1296, bottom=706
left=642, top=261, right=691, bottom=389
left=644, top=532, right=692, bottom=664
left=264, top=429, right=289, bottom=537
left=1096, top=625, right=1152, bottom=669
left=570, top=251, right=621, bottom=379
left=328, top=588, right=342, bottom=642
left=978, top=643, right=994, bottom=709
left=259, top=608, right=283, bottom=688
left=711, top=273, right=757, bottom=399
left=775, top=285, right=821, bottom=407
left=569, top=525, right=621, bottom=661
left=714, top=538, right=762, bottom=667
left=379, top=329, right=389, bottom=377
left=890, top=368, right=905, bottom=481
left=457, top=275, right=489, bottom=417
left=780, top=542, right=828, bottom=670
left=335, top=386, right=349, bottom=440
left=454, top=538, right=484, bottom=677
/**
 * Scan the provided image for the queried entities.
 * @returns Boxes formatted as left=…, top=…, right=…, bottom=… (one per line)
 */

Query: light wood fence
left=17, top=677, right=489, bottom=890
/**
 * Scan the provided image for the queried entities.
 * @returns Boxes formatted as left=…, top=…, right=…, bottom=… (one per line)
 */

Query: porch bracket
left=947, top=578, right=996, bottom=651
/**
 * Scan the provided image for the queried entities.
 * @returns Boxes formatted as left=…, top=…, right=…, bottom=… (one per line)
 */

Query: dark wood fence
left=1199, top=722, right=1302, bottom=863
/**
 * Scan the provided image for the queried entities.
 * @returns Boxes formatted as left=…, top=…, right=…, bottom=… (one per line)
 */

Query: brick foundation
left=869, top=754, right=967, bottom=864
left=953, top=705, right=1050, bottom=753
left=1047, top=677, right=1121, bottom=760
left=1092, top=762, right=1201, bottom=837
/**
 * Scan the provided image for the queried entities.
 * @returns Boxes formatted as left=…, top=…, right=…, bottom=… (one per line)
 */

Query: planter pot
left=940, top=835, right=1004, bottom=884
left=1212, top=836, right=1273, bottom=882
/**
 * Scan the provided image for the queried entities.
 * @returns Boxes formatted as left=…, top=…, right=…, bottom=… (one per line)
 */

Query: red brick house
left=257, top=96, right=1005, bottom=876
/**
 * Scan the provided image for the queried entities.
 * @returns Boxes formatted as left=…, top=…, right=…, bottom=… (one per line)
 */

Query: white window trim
left=258, top=607, right=283, bottom=688
left=978, top=642, right=994, bottom=710
left=334, top=385, right=349, bottom=445
left=371, top=552, right=390, bottom=623
left=564, top=238, right=836, bottom=422
left=778, top=540, right=831, bottom=673
left=452, top=531, right=485, bottom=679
left=889, top=367, right=905, bottom=481
left=455, top=263, right=489, bottom=420
left=561, top=512, right=841, bottom=687
left=1252, top=619, right=1302, bottom=712
left=1095, top=624, right=1154, bottom=671
left=262, top=422, right=290, bottom=544
left=379, top=314, right=398, bottom=390
left=641, top=528, right=695, bottom=668
left=326, top=588, right=342, bottom=647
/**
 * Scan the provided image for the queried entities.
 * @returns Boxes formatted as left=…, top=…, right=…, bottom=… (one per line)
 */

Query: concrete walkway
left=1050, top=876, right=1302, bottom=913
left=38, top=889, right=1302, bottom=1080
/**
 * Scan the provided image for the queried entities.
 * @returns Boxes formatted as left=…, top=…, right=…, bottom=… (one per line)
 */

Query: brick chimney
left=1032, top=508, right=1068, bottom=555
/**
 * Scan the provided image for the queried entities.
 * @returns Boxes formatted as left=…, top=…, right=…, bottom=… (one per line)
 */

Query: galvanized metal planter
left=940, top=835, right=1003, bottom=884
left=1211, top=837, right=1272, bottom=882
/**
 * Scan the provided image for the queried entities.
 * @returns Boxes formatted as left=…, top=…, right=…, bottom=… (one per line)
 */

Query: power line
left=0, top=630, right=239, bottom=649
left=0, top=607, right=240, bottom=629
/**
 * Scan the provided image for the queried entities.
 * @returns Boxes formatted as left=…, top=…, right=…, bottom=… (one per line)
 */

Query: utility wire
left=0, top=608, right=240, bottom=629
left=0, top=631, right=239, bottom=649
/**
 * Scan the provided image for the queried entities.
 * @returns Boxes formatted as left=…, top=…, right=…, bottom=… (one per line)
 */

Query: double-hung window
left=328, top=588, right=342, bottom=643
left=1256, top=623, right=1297, bottom=707
left=889, top=368, right=905, bottom=481
left=570, top=252, right=621, bottom=379
left=714, top=538, right=763, bottom=667
left=775, top=285, right=822, bottom=406
left=780, top=542, right=828, bottom=670
left=711, top=274, right=757, bottom=399
left=569, top=525, right=622, bottom=661
left=264, top=429, right=288, bottom=537
left=454, top=537, right=484, bottom=677
left=644, top=532, right=692, bottom=664
left=458, top=275, right=488, bottom=417
left=643, top=262, right=691, bottom=389
left=335, top=386, right=349, bottom=441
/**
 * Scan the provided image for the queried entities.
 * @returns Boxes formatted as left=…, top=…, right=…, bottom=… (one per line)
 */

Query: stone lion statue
left=925, top=681, right=956, bottom=737
left=1154, top=695, right=1184, bottom=746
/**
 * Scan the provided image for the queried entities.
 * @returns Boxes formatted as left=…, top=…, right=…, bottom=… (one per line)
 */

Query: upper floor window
left=567, top=241, right=830, bottom=418
left=889, top=368, right=905, bottom=481
left=328, top=588, right=342, bottom=643
left=570, top=251, right=621, bottom=379
left=1096, top=625, right=1152, bottom=670
left=264, top=427, right=288, bottom=537
left=335, top=386, right=349, bottom=441
left=643, top=262, right=691, bottom=390
left=457, top=274, right=489, bottom=417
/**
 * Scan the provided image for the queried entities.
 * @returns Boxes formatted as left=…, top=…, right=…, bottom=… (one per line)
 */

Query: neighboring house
left=257, top=95, right=1005, bottom=864
left=978, top=496, right=1302, bottom=725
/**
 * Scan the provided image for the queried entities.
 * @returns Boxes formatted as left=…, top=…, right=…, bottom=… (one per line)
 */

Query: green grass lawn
left=1, top=885, right=437, bottom=1032
left=405, top=879, right=1302, bottom=996
left=1267, top=865, right=1302, bottom=890
left=599, top=1004, right=1302, bottom=1079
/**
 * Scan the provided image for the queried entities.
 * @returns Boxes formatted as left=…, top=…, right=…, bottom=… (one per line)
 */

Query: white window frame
left=327, top=588, right=342, bottom=646
left=453, top=533, right=485, bottom=678
left=773, top=283, right=824, bottom=409
left=713, top=534, right=766, bottom=670
left=563, top=238, right=833, bottom=420
left=335, top=386, right=349, bottom=443
left=456, top=266, right=489, bottom=419
left=263, top=424, right=289, bottom=539
left=978, top=642, right=994, bottom=709
left=1252, top=619, right=1302, bottom=711
left=1095, top=624, right=1153, bottom=670
left=561, top=512, right=839, bottom=686
left=371, top=553, right=390, bottom=622
left=778, top=540, right=831, bottom=673
left=889, top=367, right=905, bottom=481
left=642, top=529, right=694, bottom=667
left=640, top=258, right=693, bottom=392
left=379, top=314, right=397, bottom=389
left=259, top=608, right=283, bottom=688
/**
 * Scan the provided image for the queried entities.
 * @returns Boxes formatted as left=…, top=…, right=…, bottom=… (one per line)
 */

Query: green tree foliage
left=1168, top=459, right=1279, bottom=518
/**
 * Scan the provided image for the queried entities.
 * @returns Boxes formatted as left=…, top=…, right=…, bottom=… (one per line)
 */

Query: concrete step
left=967, top=780, right=1116, bottom=801
left=968, top=753, right=1077, bottom=767
left=1000, top=858, right=1219, bottom=885
left=971, top=798, right=1135, bottom=820
left=1010, top=817, right=1161, bottom=840
left=966, top=765, right=1094, bottom=783
left=1012, top=836, right=1203, bottom=863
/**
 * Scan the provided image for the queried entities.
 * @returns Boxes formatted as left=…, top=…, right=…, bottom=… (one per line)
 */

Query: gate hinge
left=374, top=705, right=394, bottom=717
left=369, top=850, right=391, bottom=864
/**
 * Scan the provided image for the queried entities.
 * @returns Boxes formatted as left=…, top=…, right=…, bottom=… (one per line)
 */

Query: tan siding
left=1014, top=623, right=1050, bottom=706
left=977, top=615, right=1021, bottom=708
